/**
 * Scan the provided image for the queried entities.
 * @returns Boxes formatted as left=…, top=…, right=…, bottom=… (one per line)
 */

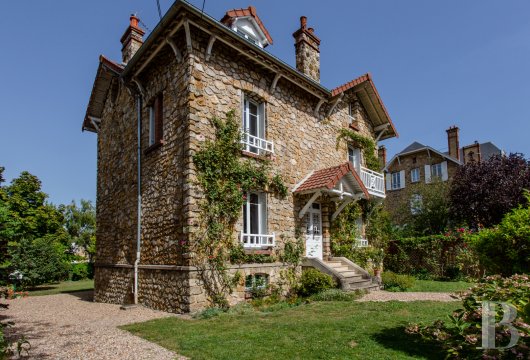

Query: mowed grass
left=27, top=279, right=94, bottom=296
left=408, top=280, right=474, bottom=293
left=123, top=301, right=456, bottom=360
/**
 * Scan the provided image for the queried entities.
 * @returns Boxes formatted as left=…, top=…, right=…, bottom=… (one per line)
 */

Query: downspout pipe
left=134, top=93, right=142, bottom=305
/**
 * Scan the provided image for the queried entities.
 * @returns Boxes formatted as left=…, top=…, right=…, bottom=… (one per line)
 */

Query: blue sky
left=1, top=0, right=529, bottom=205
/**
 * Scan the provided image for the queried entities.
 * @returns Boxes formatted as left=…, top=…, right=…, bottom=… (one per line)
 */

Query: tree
left=9, top=235, right=70, bottom=288
left=0, top=170, right=66, bottom=284
left=390, top=179, right=451, bottom=236
left=59, top=200, right=96, bottom=262
left=450, top=153, right=530, bottom=228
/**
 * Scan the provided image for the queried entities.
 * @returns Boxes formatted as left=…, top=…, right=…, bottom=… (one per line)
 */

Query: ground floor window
left=245, top=273, right=269, bottom=291
left=241, top=192, right=274, bottom=248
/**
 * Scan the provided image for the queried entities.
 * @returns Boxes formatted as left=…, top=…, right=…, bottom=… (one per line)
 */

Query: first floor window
left=431, top=163, right=443, bottom=179
left=242, top=96, right=266, bottom=154
left=243, top=192, right=267, bottom=236
left=148, top=93, right=163, bottom=146
left=391, top=172, right=401, bottom=190
left=411, top=168, right=420, bottom=183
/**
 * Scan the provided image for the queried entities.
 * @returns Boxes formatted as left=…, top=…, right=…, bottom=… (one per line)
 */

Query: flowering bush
left=406, top=275, right=530, bottom=359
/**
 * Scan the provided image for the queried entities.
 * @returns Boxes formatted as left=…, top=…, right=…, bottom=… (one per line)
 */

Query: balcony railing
left=241, top=132, right=274, bottom=154
left=356, top=238, right=369, bottom=248
left=240, top=232, right=275, bottom=248
left=360, top=166, right=385, bottom=198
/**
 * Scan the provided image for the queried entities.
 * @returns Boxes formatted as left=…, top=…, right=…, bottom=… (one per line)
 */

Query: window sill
left=243, top=249, right=273, bottom=255
left=144, top=140, right=164, bottom=155
left=241, top=150, right=271, bottom=161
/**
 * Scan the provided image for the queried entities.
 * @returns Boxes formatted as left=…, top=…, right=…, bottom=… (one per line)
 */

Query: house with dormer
left=383, top=126, right=503, bottom=217
left=83, top=1, right=398, bottom=313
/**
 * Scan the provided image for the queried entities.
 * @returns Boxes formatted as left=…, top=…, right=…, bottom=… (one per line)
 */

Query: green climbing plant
left=191, top=110, right=287, bottom=309
left=336, top=128, right=381, bottom=171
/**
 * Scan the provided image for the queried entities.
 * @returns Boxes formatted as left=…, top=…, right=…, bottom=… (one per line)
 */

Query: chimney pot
left=130, top=14, right=139, bottom=28
left=308, top=27, right=314, bottom=34
left=300, top=16, right=307, bottom=29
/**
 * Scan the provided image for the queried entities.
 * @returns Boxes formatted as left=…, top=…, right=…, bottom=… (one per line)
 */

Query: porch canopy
left=293, top=162, right=370, bottom=220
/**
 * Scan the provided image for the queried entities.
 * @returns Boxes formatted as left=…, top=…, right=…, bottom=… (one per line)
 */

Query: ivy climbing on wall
left=336, top=128, right=382, bottom=171
left=191, top=110, right=288, bottom=308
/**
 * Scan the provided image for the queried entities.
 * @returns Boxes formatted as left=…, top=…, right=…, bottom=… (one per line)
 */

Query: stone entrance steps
left=302, top=257, right=380, bottom=292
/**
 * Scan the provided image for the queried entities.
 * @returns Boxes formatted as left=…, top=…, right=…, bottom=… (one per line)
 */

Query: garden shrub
left=385, top=230, right=481, bottom=280
left=70, top=263, right=89, bottom=281
left=193, top=307, right=225, bottom=320
left=381, top=271, right=415, bottom=292
left=309, top=288, right=366, bottom=302
left=297, top=269, right=336, bottom=297
left=465, top=193, right=530, bottom=275
left=406, top=274, right=530, bottom=359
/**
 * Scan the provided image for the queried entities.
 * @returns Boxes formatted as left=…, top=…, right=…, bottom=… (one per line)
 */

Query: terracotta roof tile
left=220, top=6, right=273, bottom=46
left=294, top=162, right=369, bottom=198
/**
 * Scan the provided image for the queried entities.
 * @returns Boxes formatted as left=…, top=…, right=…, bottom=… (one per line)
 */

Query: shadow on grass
left=372, top=326, right=446, bottom=360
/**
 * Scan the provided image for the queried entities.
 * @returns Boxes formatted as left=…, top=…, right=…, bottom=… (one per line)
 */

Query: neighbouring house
left=82, top=1, right=398, bottom=313
left=383, top=126, right=503, bottom=217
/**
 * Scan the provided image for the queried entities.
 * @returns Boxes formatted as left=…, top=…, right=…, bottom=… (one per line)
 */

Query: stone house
left=383, top=126, right=503, bottom=217
left=82, top=1, right=398, bottom=313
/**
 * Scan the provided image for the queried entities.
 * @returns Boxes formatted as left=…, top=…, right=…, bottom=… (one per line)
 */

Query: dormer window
left=221, top=6, right=273, bottom=49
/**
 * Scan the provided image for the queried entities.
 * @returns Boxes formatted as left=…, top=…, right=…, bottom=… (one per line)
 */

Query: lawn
left=27, top=279, right=94, bottom=296
left=408, top=280, right=474, bottom=293
left=123, top=301, right=457, bottom=360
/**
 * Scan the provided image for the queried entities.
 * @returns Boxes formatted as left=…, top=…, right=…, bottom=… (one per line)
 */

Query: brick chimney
left=120, top=14, right=145, bottom=64
left=378, top=146, right=387, bottom=168
left=446, top=126, right=460, bottom=161
left=293, top=16, right=321, bottom=82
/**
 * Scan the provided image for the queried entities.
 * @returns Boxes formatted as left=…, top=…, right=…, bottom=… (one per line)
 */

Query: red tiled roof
left=331, top=73, right=398, bottom=138
left=221, top=6, right=273, bottom=46
left=294, top=162, right=369, bottom=198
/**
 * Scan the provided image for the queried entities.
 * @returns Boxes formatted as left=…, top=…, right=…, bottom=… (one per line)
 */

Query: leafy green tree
left=9, top=235, right=70, bottom=288
left=59, top=200, right=96, bottom=262
left=0, top=170, right=66, bottom=284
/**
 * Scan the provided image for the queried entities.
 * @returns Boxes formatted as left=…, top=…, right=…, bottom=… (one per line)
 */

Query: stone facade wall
left=384, top=151, right=458, bottom=217
left=185, top=29, right=377, bottom=258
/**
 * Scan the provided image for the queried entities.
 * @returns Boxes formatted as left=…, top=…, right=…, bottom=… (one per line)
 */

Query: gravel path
left=357, top=290, right=460, bottom=302
left=3, top=291, right=184, bottom=360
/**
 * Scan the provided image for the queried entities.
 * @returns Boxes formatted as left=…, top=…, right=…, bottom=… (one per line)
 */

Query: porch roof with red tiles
left=221, top=6, right=273, bottom=46
left=294, top=162, right=369, bottom=199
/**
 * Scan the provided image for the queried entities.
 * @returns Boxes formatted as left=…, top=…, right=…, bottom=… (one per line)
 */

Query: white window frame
left=391, top=171, right=401, bottom=190
left=241, top=192, right=274, bottom=248
left=431, top=163, right=443, bottom=179
left=148, top=106, right=156, bottom=146
left=348, top=102, right=355, bottom=123
left=245, top=273, right=269, bottom=291
left=241, top=96, right=273, bottom=155
left=411, top=168, right=420, bottom=183
left=348, top=146, right=362, bottom=172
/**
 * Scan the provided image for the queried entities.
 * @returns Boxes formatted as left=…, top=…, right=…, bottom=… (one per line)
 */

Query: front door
left=305, top=203, right=323, bottom=259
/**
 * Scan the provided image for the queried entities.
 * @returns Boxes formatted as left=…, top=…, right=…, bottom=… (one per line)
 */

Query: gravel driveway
left=3, top=291, right=183, bottom=360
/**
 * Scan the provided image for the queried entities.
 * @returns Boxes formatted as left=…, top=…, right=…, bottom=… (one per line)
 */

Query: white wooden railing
left=360, top=166, right=385, bottom=198
left=240, top=232, right=275, bottom=248
left=241, top=132, right=274, bottom=154
left=356, top=238, right=369, bottom=248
